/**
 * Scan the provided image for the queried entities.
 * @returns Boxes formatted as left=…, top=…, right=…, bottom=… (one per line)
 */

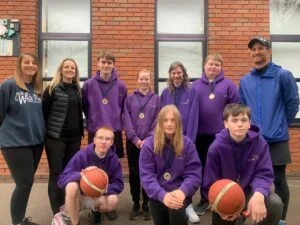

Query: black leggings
left=45, top=137, right=81, bottom=214
left=1, top=145, right=43, bottom=225
left=273, top=165, right=289, bottom=220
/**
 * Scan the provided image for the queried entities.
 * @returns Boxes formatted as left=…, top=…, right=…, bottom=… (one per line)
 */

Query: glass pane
left=272, top=42, right=300, bottom=78
left=157, top=0, right=204, bottom=34
left=42, top=0, right=90, bottom=33
left=42, top=40, right=88, bottom=78
left=158, top=81, right=168, bottom=96
left=158, top=42, right=203, bottom=79
left=270, top=0, right=300, bottom=34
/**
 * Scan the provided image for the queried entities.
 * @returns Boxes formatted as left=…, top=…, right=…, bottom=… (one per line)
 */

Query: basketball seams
left=81, top=168, right=109, bottom=196
left=212, top=181, right=236, bottom=215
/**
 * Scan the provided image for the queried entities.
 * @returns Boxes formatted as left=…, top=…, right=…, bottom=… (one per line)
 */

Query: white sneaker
left=59, top=205, right=71, bottom=222
left=52, top=212, right=68, bottom=225
left=185, top=204, right=200, bottom=224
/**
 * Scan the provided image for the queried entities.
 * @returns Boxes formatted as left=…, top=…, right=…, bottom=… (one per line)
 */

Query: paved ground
left=0, top=180, right=299, bottom=225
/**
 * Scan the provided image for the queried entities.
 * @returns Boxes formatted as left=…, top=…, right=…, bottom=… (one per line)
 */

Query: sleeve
left=186, top=89, right=199, bottom=143
left=202, top=144, right=222, bottom=200
left=227, top=80, right=240, bottom=104
left=148, top=96, right=162, bottom=137
left=139, top=140, right=167, bottom=202
left=123, top=96, right=139, bottom=144
left=82, top=81, right=89, bottom=120
left=250, top=139, right=274, bottom=197
left=0, top=81, right=12, bottom=127
left=57, top=151, right=84, bottom=190
left=106, top=155, right=124, bottom=195
left=120, top=82, right=127, bottom=115
left=179, top=140, right=202, bottom=197
left=239, top=79, right=246, bottom=105
left=280, top=71, right=299, bottom=124
left=41, top=86, right=53, bottom=126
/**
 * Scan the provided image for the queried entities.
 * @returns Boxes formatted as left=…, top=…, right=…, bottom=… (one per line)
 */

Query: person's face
left=170, top=66, right=184, bottom=87
left=137, top=71, right=151, bottom=91
left=21, top=55, right=38, bottom=78
left=204, top=59, right=222, bottom=80
left=224, top=113, right=250, bottom=142
left=163, top=111, right=176, bottom=138
left=94, top=129, right=114, bottom=156
left=249, top=42, right=271, bottom=68
left=98, top=58, right=114, bottom=76
left=62, top=60, right=77, bottom=83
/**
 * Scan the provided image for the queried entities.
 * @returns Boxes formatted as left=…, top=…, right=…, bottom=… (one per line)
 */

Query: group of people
left=0, top=36, right=299, bottom=225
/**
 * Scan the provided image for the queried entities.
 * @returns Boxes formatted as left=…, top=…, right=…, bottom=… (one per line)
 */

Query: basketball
left=80, top=168, right=109, bottom=197
left=208, top=179, right=245, bottom=216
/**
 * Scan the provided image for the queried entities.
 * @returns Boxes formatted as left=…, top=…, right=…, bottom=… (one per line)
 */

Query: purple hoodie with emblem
left=161, top=86, right=199, bottom=143
left=192, top=71, right=240, bottom=135
left=202, top=125, right=274, bottom=199
left=124, top=90, right=162, bottom=144
left=57, top=143, right=124, bottom=195
left=139, top=135, right=202, bottom=202
left=82, top=69, right=127, bottom=133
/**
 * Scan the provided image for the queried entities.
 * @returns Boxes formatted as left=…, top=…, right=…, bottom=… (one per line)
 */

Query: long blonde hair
left=154, top=105, right=184, bottom=156
left=48, top=58, right=81, bottom=95
left=14, top=53, right=43, bottom=95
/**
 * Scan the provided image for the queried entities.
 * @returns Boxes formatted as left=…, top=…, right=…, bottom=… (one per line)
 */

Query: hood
left=201, top=70, right=225, bottom=84
left=250, top=62, right=281, bottom=78
left=94, top=68, right=119, bottom=83
left=133, top=89, right=155, bottom=97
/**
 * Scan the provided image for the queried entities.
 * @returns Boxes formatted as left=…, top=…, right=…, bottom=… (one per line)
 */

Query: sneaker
left=90, top=211, right=102, bottom=225
left=195, top=199, right=210, bottom=216
left=129, top=203, right=140, bottom=220
left=60, top=205, right=71, bottom=222
left=278, top=220, right=286, bottom=225
left=52, top=213, right=70, bottom=225
left=185, top=204, right=200, bottom=224
left=20, top=217, right=39, bottom=225
left=105, top=210, right=117, bottom=220
left=141, top=203, right=152, bottom=220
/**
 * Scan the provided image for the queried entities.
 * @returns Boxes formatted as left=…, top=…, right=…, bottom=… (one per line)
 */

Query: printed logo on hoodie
left=15, top=91, right=41, bottom=104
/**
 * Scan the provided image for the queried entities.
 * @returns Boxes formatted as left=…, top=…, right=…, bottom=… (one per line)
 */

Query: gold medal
left=102, top=98, right=108, bottom=104
left=139, top=113, right=145, bottom=119
left=209, top=93, right=215, bottom=100
left=163, top=172, right=171, bottom=181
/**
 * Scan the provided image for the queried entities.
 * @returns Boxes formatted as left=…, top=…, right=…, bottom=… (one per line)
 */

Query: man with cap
left=239, top=36, right=299, bottom=225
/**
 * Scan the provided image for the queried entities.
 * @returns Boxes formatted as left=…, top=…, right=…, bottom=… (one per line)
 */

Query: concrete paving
left=0, top=180, right=299, bottom=225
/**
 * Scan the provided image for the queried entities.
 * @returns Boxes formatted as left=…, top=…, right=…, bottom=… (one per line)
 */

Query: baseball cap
left=248, top=36, right=270, bottom=49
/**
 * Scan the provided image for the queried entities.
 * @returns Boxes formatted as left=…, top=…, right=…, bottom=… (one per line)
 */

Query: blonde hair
left=95, top=126, right=114, bottom=139
left=48, top=58, right=81, bottom=95
left=154, top=105, right=184, bottom=156
left=204, top=53, right=224, bottom=66
left=14, top=53, right=43, bottom=95
left=137, top=68, right=152, bottom=79
left=167, top=61, right=190, bottom=92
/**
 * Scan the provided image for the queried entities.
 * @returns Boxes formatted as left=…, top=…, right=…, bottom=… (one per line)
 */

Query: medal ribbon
left=173, top=87, right=183, bottom=108
left=101, top=80, right=116, bottom=100
left=162, top=144, right=175, bottom=172
left=136, top=93, right=153, bottom=115
left=209, top=81, right=216, bottom=95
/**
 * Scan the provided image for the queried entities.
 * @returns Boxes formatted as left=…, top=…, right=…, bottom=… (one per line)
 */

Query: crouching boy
left=53, top=126, right=124, bottom=225
left=202, top=104, right=283, bottom=225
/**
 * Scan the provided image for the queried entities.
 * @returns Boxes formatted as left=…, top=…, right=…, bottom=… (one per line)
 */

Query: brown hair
left=167, top=61, right=190, bottom=92
left=97, top=50, right=116, bottom=63
left=223, top=103, right=251, bottom=121
left=154, top=105, right=184, bottom=157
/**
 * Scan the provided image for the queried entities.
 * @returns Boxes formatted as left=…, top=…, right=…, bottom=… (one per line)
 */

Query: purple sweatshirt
left=202, top=125, right=274, bottom=199
left=161, top=86, right=199, bottom=142
left=124, top=90, right=162, bottom=144
left=82, top=69, right=127, bottom=133
left=192, top=71, right=240, bottom=135
left=139, top=136, right=202, bottom=202
left=57, top=144, right=124, bottom=195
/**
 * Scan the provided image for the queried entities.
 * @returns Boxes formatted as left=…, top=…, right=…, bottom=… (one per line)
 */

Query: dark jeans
left=149, top=199, right=188, bottom=225
left=45, top=137, right=81, bottom=214
left=195, top=134, right=215, bottom=200
left=126, top=140, right=149, bottom=205
left=1, top=145, right=43, bottom=225
left=88, top=131, right=124, bottom=158
left=211, top=192, right=283, bottom=225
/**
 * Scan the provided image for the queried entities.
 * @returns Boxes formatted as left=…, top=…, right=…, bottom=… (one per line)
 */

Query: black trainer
left=129, top=203, right=140, bottom=220
left=90, top=211, right=102, bottom=225
left=20, top=217, right=39, bottom=225
left=195, top=199, right=210, bottom=216
left=105, top=210, right=117, bottom=220
left=141, top=203, right=152, bottom=220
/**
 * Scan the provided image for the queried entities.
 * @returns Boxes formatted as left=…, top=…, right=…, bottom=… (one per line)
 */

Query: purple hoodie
left=202, top=125, right=274, bottom=199
left=124, top=90, right=162, bottom=144
left=139, top=136, right=202, bottom=202
left=161, top=86, right=199, bottom=142
left=57, top=143, right=124, bottom=195
left=192, top=71, right=240, bottom=135
left=82, top=69, right=127, bottom=133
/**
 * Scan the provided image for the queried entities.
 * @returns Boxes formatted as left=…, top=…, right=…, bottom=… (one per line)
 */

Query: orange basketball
left=208, top=179, right=245, bottom=216
left=80, top=168, right=108, bottom=197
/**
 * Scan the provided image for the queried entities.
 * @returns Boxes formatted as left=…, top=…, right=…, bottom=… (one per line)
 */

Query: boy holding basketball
left=53, top=126, right=124, bottom=225
left=202, top=104, right=283, bottom=225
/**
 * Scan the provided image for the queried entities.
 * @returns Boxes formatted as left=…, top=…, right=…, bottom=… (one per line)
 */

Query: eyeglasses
left=94, top=136, right=113, bottom=142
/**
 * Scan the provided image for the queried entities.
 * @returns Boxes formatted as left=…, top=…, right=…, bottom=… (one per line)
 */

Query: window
left=270, top=0, right=300, bottom=124
left=156, top=0, right=207, bottom=94
left=39, top=0, right=91, bottom=83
